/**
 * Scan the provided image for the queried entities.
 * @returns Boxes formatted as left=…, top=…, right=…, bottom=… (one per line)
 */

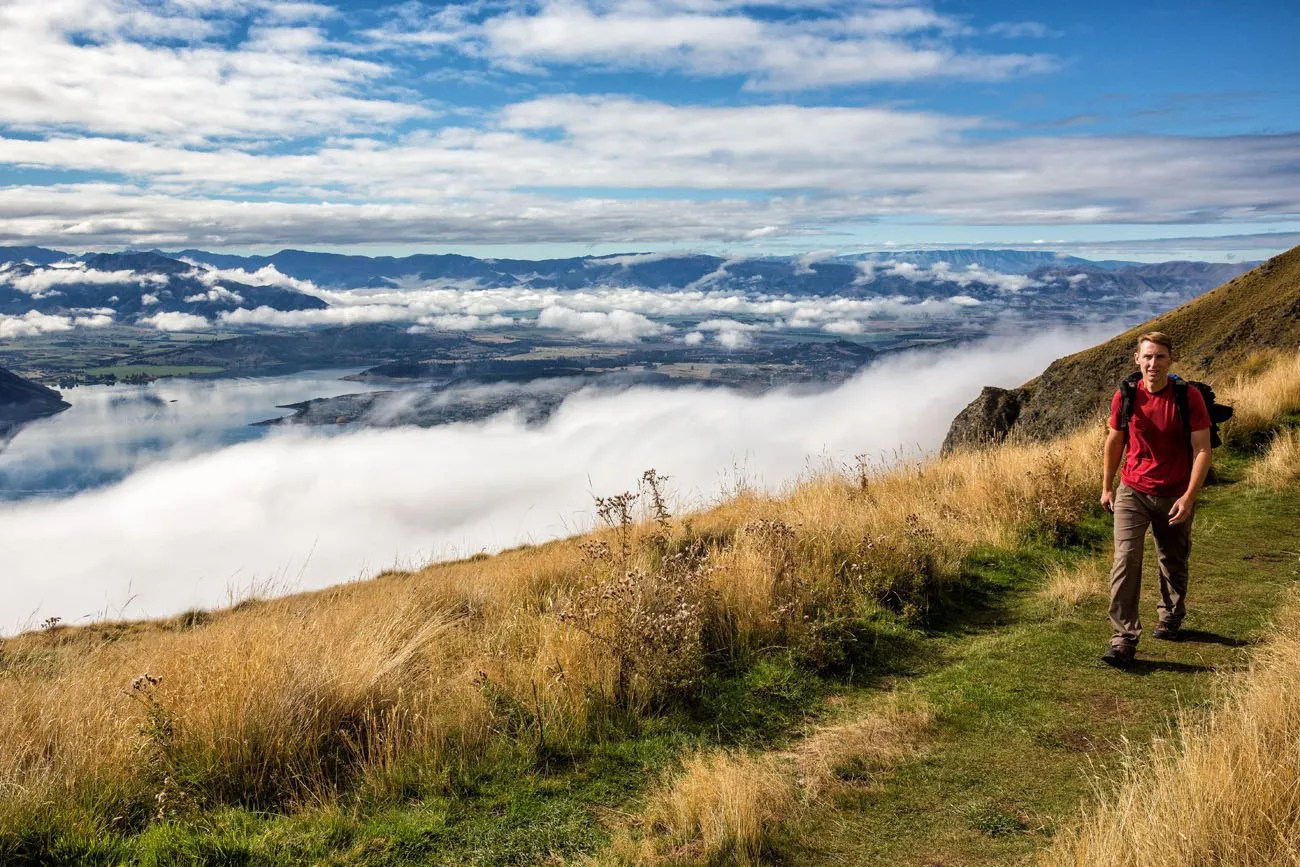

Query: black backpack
left=1117, top=372, right=1233, bottom=454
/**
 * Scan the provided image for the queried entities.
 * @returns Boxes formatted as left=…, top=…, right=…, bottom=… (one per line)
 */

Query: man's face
left=1134, top=340, right=1172, bottom=382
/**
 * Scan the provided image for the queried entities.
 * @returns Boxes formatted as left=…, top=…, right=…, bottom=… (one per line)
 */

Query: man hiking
left=1100, top=331, right=1212, bottom=669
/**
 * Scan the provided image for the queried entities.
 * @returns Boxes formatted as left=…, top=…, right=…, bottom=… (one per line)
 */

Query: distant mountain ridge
left=0, top=246, right=1257, bottom=331
left=0, top=250, right=327, bottom=322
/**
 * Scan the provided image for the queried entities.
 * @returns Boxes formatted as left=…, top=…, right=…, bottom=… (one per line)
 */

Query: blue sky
left=0, top=0, right=1296, bottom=260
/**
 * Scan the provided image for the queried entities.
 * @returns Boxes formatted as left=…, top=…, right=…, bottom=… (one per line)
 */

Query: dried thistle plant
left=561, top=472, right=710, bottom=713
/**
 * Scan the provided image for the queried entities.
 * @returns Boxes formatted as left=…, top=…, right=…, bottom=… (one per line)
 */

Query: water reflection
left=0, top=371, right=384, bottom=501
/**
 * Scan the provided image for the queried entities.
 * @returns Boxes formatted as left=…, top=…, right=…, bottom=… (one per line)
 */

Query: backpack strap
left=1117, top=372, right=1141, bottom=446
left=1169, top=375, right=1193, bottom=469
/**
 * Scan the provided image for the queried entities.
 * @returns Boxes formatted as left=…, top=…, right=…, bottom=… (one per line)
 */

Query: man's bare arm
left=1169, top=428, right=1212, bottom=525
left=1100, top=427, right=1124, bottom=513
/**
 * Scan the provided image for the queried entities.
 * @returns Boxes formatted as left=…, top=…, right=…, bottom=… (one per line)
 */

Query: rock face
left=940, top=386, right=1027, bottom=454
left=0, top=366, right=70, bottom=442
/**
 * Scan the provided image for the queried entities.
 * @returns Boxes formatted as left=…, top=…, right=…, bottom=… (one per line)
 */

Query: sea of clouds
left=0, top=324, right=1121, bottom=634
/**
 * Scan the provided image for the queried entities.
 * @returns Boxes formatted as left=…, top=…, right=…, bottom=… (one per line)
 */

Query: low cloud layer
left=0, top=325, right=1119, bottom=634
left=213, top=278, right=993, bottom=340
left=0, top=309, right=113, bottom=337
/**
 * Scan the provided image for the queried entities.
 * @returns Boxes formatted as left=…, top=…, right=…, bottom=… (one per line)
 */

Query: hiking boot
left=1152, top=622, right=1181, bottom=641
left=1101, top=645, right=1135, bottom=669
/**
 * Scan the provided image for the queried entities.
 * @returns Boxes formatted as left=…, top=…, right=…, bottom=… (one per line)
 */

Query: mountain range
left=0, top=246, right=1256, bottom=330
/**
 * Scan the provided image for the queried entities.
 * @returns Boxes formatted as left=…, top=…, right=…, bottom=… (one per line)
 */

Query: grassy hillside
left=993, top=244, right=1300, bottom=441
left=2, top=343, right=1299, bottom=863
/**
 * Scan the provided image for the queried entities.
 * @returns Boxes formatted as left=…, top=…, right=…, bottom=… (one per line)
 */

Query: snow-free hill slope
left=0, top=365, right=69, bottom=438
left=944, top=244, right=1300, bottom=450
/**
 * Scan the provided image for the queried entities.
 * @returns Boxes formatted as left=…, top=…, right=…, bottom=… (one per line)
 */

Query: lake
left=0, top=370, right=386, bottom=502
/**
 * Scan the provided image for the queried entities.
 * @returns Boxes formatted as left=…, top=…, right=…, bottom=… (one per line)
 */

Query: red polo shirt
left=1109, top=379, right=1210, bottom=497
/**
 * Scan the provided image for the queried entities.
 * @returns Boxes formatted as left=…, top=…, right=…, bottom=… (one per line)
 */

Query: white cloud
left=0, top=262, right=166, bottom=296
left=0, top=2, right=1290, bottom=252
left=695, top=316, right=760, bottom=348
left=0, top=324, right=1121, bottom=633
left=219, top=304, right=411, bottom=327
left=0, top=308, right=112, bottom=337
left=140, top=311, right=210, bottom=331
left=536, top=305, right=668, bottom=342
left=187, top=263, right=324, bottom=297
left=0, top=310, right=74, bottom=338
left=881, top=260, right=1037, bottom=293
left=184, top=286, right=245, bottom=304
left=433, top=0, right=1054, bottom=90
left=823, top=319, right=863, bottom=335
left=0, top=0, right=425, bottom=142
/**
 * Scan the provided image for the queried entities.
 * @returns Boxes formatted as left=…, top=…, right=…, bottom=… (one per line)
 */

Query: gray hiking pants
left=1109, top=483, right=1193, bottom=650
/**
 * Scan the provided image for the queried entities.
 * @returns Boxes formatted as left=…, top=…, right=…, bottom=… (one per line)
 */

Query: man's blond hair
left=1136, top=331, right=1175, bottom=357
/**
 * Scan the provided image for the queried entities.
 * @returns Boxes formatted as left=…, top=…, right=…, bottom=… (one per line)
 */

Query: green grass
left=791, top=476, right=1300, bottom=865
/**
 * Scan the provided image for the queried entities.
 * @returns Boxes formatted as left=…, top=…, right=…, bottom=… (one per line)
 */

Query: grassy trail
left=793, top=479, right=1300, bottom=865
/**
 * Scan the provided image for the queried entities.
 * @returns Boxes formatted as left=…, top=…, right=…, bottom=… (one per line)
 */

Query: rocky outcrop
left=0, top=366, right=70, bottom=443
left=941, top=386, right=1027, bottom=454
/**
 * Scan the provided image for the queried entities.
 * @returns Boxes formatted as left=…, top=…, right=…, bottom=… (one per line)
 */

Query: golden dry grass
left=598, top=695, right=930, bottom=865
left=637, top=751, right=794, bottom=866
left=0, top=427, right=1099, bottom=836
left=4, top=349, right=1299, bottom=846
left=1245, top=428, right=1300, bottom=489
left=1041, top=584, right=1300, bottom=867
left=1221, top=350, right=1300, bottom=446
left=785, top=695, right=932, bottom=801
left=1040, top=559, right=1109, bottom=614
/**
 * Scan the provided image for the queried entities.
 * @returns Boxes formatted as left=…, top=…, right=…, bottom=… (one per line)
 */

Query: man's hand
left=1100, top=490, right=1115, bottom=513
left=1168, top=494, right=1196, bottom=525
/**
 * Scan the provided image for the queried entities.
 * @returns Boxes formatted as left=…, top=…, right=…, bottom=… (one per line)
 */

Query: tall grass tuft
left=629, top=751, right=796, bottom=867
left=1245, top=428, right=1300, bottom=489
left=1041, top=585, right=1300, bottom=866
left=1222, top=350, right=1300, bottom=449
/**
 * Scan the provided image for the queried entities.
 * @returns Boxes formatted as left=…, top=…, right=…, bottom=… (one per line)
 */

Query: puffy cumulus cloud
left=823, top=320, right=864, bottom=335
left=0, top=0, right=425, bottom=142
left=219, top=304, right=412, bottom=328
left=794, top=249, right=837, bottom=275
left=400, top=0, right=1054, bottom=90
left=695, top=317, right=760, bottom=348
left=183, top=286, right=245, bottom=304
left=536, top=305, right=668, bottom=342
left=0, top=324, right=1122, bottom=632
left=0, top=261, right=168, bottom=297
left=187, top=263, right=325, bottom=297
left=0, top=309, right=113, bottom=338
left=881, top=261, right=1037, bottom=293
left=419, top=313, right=516, bottom=330
left=140, top=311, right=210, bottom=331
left=0, top=311, right=73, bottom=338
